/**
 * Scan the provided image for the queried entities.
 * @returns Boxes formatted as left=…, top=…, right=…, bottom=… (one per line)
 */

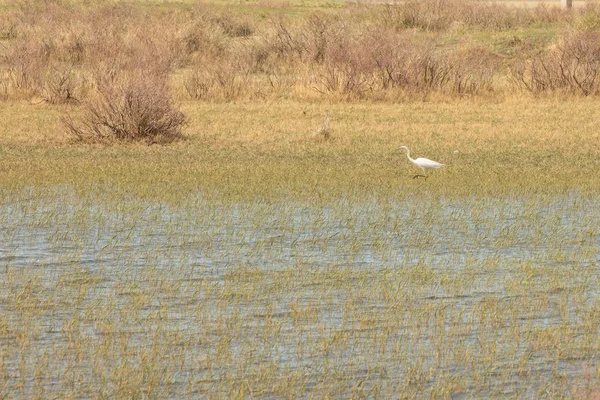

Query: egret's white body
left=397, top=146, right=444, bottom=178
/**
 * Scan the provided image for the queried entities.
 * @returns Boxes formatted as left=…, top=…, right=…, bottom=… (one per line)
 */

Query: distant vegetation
left=2, top=0, right=600, bottom=141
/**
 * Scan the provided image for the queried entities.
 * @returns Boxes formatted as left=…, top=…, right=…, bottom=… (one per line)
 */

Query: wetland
left=1, top=0, right=600, bottom=397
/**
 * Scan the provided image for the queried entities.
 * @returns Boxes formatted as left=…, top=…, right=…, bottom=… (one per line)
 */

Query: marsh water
left=1, top=188, right=599, bottom=397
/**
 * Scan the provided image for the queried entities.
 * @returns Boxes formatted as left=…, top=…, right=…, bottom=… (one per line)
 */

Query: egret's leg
left=413, top=167, right=427, bottom=179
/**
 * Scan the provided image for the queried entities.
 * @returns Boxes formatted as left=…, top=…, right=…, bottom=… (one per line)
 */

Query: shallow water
left=3, top=190, right=598, bottom=272
left=1, top=188, right=599, bottom=397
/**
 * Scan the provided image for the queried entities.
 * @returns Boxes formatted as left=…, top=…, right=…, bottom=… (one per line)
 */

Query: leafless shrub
left=265, top=63, right=298, bottom=96
left=511, top=31, right=600, bottom=95
left=401, top=0, right=456, bottom=31
left=184, top=68, right=212, bottom=100
left=311, top=29, right=475, bottom=97
left=176, top=23, right=225, bottom=66
left=312, top=34, right=375, bottom=98
left=310, top=28, right=500, bottom=97
left=64, top=70, right=186, bottom=144
left=377, top=3, right=405, bottom=31
left=365, top=30, right=453, bottom=93
left=265, top=17, right=304, bottom=61
left=366, top=30, right=411, bottom=90
left=510, top=59, right=538, bottom=93
left=5, top=39, right=50, bottom=93
left=376, top=0, right=570, bottom=32
left=531, top=3, right=571, bottom=27
left=184, top=59, right=251, bottom=101
left=367, top=30, right=434, bottom=91
left=261, top=13, right=348, bottom=67
left=2, top=2, right=179, bottom=101
left=4, top=29, right=83, bottom=103
left=447, top=46, right=499, bottom=95
left=302, top=13, right=336, bottom=63
left=36, top=64, right=82, bottom=104
left=247, top=32, right=299, bottom=95
left=418, top=51, right=453, bottom=92
left=296, top=13, right=348, bottom=64
left=213, top=14, right=254, bottom=38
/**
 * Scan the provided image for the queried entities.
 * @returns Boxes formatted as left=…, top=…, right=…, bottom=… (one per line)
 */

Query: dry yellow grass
left=473, top=0, right=586, bottom=7
left=1, top=97, right=599, bottom=201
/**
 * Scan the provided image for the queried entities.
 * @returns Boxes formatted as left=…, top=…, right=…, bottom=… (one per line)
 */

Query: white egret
left=397, top=146, right=444, bottom=179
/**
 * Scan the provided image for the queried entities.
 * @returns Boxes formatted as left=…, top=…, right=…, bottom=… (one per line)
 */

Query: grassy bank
left=1, top=98, right=600, bottom=201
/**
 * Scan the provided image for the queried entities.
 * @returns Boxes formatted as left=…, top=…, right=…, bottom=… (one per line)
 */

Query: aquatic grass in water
left=1, top=187, right=599, bottom=397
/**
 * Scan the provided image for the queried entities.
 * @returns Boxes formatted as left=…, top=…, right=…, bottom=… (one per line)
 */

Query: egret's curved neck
left=402, top=148, right=414, bottom=163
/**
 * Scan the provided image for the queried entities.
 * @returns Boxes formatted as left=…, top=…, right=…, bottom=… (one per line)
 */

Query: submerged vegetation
left=1, top=189, right=600, bottom=397
left=1, top=0, right=600, bottom=398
